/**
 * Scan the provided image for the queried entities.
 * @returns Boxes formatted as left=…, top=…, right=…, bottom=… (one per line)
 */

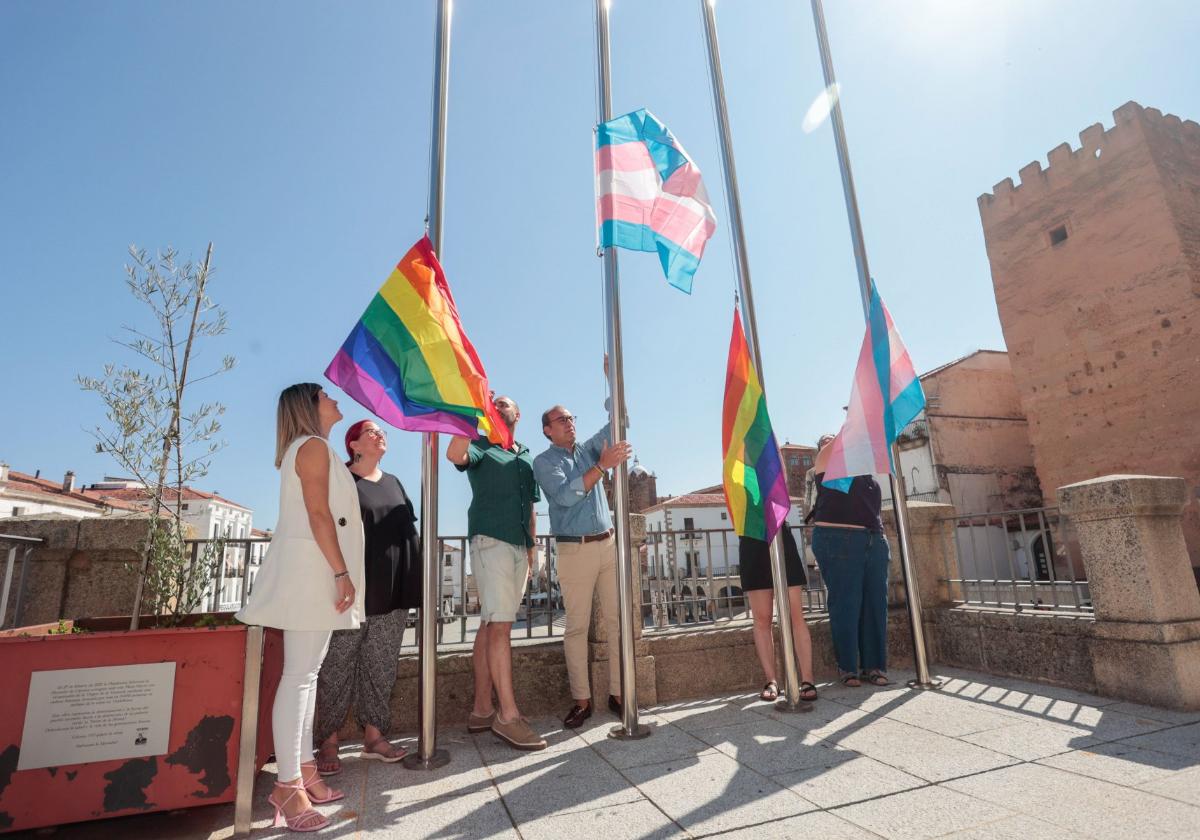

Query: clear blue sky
left=3, top=0, right=1198, bottom=534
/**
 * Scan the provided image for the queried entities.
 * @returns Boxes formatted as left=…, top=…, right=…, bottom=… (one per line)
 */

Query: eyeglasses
left=549, top=414, right=576, bottom=426
left=362, top=428, right=387, bottom=439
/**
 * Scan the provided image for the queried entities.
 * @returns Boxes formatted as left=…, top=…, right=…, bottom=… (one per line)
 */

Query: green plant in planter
left=78, top=244, right=237, bottom=629
left=47, top=619, right=88, bottom=635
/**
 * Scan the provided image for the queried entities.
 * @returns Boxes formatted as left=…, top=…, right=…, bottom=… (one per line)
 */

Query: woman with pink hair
left=312, top=419, right=421, bottom=776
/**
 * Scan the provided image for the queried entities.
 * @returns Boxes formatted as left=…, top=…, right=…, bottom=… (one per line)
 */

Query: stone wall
left=916, top=475, right=1200, bottom=710
left=354, top=610, right=916, bottom=737
left=922, top=351, right=1044, bottom=512
left=0, top=515, right=153, bottom=626
left=979, top=101, right=1200, bottom=564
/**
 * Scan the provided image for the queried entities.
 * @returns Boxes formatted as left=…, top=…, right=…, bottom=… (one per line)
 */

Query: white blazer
left=236, top=435, right=365, bottom=631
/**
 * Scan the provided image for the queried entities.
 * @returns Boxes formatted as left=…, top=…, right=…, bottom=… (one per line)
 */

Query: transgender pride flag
left=596, top=109, right=716, bottom=294
left=822, top=284, right=926, bottom=492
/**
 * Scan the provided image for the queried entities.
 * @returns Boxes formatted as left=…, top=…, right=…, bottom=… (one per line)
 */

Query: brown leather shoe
left=491, top=716, right=547, bottom=751
left=467, top=710, right=496, bottom=734
left=562, top=702, right=592, bottom=729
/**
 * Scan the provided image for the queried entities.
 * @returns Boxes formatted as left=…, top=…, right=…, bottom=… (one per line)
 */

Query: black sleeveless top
left=809, top=472, right=883, bottom=532
left=354, top=472, right=422, bottom=615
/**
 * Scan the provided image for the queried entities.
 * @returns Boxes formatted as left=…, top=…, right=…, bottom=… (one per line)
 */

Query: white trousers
left=273, top=629, right=332, bottom=781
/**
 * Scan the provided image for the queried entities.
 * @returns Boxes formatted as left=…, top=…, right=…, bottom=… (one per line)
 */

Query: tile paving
left=17, top=666, right=1200, bottom=839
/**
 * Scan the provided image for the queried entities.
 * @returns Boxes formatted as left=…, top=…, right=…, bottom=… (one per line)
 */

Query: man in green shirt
left=447, top=395, right=546, bottom=751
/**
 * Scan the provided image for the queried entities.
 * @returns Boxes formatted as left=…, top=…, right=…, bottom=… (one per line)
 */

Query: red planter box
left=0, top=619, right=282, bottom=834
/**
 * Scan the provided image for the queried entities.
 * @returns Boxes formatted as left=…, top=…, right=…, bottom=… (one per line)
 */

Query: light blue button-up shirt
left=533, top=418, right=615, bottom=537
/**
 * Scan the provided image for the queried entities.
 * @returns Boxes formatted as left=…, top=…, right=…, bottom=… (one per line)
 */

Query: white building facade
left=86, top=479, right=259, bottom=611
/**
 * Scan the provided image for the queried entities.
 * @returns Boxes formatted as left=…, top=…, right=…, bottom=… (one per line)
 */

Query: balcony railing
left=200, top=528, right=835, bottom=648
left=188, top=537, right=272, bottom=613
left=940, top=507, right=1091, bottom=614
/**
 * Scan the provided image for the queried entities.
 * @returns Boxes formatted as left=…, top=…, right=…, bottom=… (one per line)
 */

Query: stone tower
left=628, top=460, right=658, bottom=514
left=978, top=101, right=1200, bottom=565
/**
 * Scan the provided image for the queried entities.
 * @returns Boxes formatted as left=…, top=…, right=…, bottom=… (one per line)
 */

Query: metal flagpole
left=595, top=0, right=651, bottom=742
left=701, top=0, right=809, bottom=713
left=808, top=0, right=939, bottom=690
left=404, top=0, right=454, bottom=771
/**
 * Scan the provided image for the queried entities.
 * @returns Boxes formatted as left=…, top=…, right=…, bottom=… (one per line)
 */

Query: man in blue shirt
left=533, top=391, right=632, bottom=728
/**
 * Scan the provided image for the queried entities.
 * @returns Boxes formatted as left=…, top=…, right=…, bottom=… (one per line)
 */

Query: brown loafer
left=562, top=703, right=592, bottom=729
left=491, top=716, right=547, bottom=751
left=467, top=710, right=496, bottom=734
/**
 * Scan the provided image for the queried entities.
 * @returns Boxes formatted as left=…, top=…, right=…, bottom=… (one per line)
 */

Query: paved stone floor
left=21, top=667, right=1200, bottom=839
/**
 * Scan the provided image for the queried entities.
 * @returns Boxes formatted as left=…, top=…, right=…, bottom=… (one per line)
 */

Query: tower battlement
left=977, top=101, right=1200, bottom=221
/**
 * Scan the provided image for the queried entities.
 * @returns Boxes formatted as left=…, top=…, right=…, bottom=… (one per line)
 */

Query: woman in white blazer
left=237, top=383, right=365, bottom=832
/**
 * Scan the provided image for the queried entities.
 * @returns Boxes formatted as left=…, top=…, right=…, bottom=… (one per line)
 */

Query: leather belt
left=556, top=528, right=614, bottom=544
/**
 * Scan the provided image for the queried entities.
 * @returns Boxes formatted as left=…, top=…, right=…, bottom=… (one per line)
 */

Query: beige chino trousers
left=556, top=535, right=620, bottom=700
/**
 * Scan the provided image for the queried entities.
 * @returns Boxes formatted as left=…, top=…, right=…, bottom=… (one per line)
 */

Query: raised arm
left=296, top=438, right=356, bottom=613
left=446, top=435, right=472, bottom=466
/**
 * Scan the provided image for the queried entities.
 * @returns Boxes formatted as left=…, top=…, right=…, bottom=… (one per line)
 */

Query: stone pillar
left=881, top=501, right=956, bottom=668
left=901, top=502, right=958, bottom=610
left=588, top=513, right=656, bottom=706
left=1059, top=475, right=1200, bottom=710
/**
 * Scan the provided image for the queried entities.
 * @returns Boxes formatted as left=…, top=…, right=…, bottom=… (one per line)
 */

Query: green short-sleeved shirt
left=455, top=437, right=541, bottom=548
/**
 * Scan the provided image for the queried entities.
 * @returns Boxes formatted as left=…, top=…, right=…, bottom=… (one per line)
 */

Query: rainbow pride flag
left=325, top=236, right=511, bottom=448
left=722, top=308, right=790, bottom=542
left=822, top=283, right=925, bottom=492
left=596, top=109, right=716, bottom=294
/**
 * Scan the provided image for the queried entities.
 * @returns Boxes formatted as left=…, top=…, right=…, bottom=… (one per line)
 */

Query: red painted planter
left=0, top=618, right=282, bottom=834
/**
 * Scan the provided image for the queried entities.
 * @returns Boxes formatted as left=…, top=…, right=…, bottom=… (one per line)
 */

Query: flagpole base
left=402, top=749, right=450, bottom=771
left=907, top=678, right=943, bottom=691
left=608, top=723, right=652, bottom=741
left=774, top=698, right=815, bottom=714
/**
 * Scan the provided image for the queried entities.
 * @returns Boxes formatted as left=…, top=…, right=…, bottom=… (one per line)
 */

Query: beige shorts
left=470, top=535, right=528, bottom=624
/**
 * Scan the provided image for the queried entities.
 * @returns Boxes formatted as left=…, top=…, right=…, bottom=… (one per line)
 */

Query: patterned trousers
left=314, top=608, right=406, bottom=743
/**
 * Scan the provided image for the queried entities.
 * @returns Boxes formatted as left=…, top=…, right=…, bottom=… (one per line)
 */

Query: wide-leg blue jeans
left=811, top=526, right=890, bottom=674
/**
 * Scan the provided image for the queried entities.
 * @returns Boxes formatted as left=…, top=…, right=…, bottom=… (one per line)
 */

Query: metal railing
left=184, top=527, right=839, bottom=648
left=429, top=535, right=563, bottom=648
left=187, top=538, right=272, bottom=613
left=941, top=507, right=1091, bottom=614
left=0, top=534, right=43, bottom=629
left=641, top=527, right=829, bottom=630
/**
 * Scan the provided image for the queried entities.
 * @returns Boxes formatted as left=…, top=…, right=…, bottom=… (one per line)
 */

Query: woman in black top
left=809, top=434, right=891, bottom=687
left=314, top=419, right=421, bottom=774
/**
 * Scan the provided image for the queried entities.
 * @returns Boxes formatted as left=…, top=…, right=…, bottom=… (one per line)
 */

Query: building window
left=720, top=512, right=727, bottom=520
left=181, top=503, right=189, bottom=511
left=444, top=555, right=452, bottom=566
left=11, top=506, right=25, bottom=517
left=802, top=456, right=813, bottom=467
left=788, top=455, right=800, bottom=466
left=1049, top=224, right=1068, bottom=246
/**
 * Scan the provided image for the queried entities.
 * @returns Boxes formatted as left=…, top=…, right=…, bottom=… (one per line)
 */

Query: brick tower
left=978, top=101, right=1200, bottom=566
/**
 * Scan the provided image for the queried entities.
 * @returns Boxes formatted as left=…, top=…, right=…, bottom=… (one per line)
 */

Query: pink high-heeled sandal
left=267, top=780, right=329, bottom=832
left=301, top=761, right=345, bottom=804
